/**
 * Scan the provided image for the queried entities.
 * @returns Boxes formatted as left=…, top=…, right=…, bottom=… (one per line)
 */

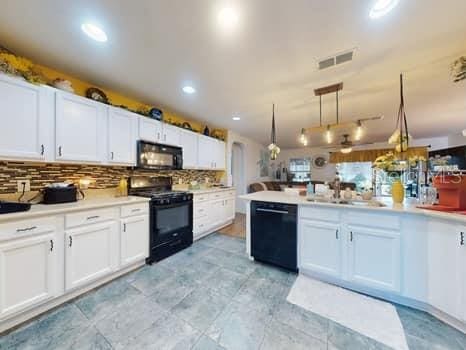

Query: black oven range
left=128, top=176, right=193, bottom=263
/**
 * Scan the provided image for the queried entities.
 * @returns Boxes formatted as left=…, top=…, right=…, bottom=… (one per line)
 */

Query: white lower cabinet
left=299, top=220, right=341, bottom=278
left=298, top=212, right=401, bottom=294
left=0, top=231, right=59, bottom=319
left=120, top=215, right=149, bottom=267
left=347, top=225, right=400, bottom=292
left=460, top=227, right=466, bottom=322
left=193, top=190, right=236, bottom=240
left=65, top=221, right=118, bottom=291
left=428, top=219, right=463, bottom=321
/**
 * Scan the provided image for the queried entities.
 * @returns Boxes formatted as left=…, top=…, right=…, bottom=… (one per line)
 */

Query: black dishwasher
left=251, top=201, right=298, bottom=272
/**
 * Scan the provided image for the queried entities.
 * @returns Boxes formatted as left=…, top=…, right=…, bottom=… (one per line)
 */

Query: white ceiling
left=1, top=0, right=466, bottom=148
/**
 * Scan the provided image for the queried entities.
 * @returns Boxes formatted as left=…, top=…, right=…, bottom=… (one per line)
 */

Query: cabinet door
left=0, top=75, right=53, bottom=161
left=347, top=226, right=400, bottom=292
left=162, top=124, right=181, bottom=146
left=224, top=198, right=235, bottom=221
left=460, top=228, right=466, bottom=322
left=65, top=221, right=117, bottom=291
left=180, top=130, right=198, bottom=169
left=0, top=232, right=58, bottom=319
left=198, top=136, right=214, bottom=169
left=120, top=215, right=149, bottom=267
left=210, top=199, right=225, bottom=227
left=428, top=220, right=462, bottom=320
left=108, top=108, right=137, bottom=165
left=299, top=220, right=342, bottom=278
left=139, top=117, right=162, bottom=143
left=56, top=92, right=105, bottom=163
left=214, top=140, right=226, bottom=170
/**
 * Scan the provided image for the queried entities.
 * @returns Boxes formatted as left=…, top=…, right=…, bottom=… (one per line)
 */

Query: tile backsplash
left=0, top=161, right=222, bottom=194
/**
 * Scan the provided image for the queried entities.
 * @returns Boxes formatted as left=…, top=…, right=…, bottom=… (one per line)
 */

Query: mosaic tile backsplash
left=0, top=161, right=222, bottom=194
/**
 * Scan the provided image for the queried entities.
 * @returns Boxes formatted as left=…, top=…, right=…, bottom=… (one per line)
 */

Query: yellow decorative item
left=391, top=180, right=405, bottom=204
left=117, top=177, right=128, bottom=197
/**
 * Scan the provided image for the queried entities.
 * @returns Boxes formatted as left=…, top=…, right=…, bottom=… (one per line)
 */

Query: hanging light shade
left=300, top=128, right=308, bottom=146
left=268, top=104, right=280, bottom=160
left=388, top=74, right=411, bottom=153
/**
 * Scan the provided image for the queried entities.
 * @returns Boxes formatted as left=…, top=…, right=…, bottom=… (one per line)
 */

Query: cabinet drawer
left=121, top=202, right=149, bottom=218
left=194, top=202, right=209, bottom=218
left=193, top=193, right=210, bottom=202
left=0, top=217, right=57, bottom=242
left=65, top=208, right=117, bottom=228
left=194, top=216, right=211, bottom=234
left=300, top=206, right=340, bottom=222
left=345, top=211, right=400, bottom=231
left=211, top=192, right=226, bottom=200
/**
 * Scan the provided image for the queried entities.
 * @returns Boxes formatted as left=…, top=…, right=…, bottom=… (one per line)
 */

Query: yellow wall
left=1, top=49, right=224, bottom=137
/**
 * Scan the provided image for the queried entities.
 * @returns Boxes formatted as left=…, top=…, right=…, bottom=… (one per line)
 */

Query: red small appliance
left=419, top=175, right=466, bottom=213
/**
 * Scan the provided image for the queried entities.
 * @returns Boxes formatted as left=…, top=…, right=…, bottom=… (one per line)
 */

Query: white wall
left=447, top=132, right=466, bottom=148
left=225, top=130, right=270, bottom=212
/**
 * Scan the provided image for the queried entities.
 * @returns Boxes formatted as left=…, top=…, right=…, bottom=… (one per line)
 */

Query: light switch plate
left=17, top=180, right=31, bottom=192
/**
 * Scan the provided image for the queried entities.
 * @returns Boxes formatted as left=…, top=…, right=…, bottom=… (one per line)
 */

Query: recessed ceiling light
left=182, top=86, right=196, bottom=94
left=218, top=7, right=239, bottom=30
left=81, top=23, right=108, bottom=42
left=369, top=0, right=400, bottom=19
left=232, top=116, right=241, bottom=121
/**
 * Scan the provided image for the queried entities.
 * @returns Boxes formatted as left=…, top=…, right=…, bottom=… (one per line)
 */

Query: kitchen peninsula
left=240, top=190, right=466, bottom=333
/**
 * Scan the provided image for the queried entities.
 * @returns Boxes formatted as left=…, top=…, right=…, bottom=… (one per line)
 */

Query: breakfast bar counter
left=239, top=191, right=466, bottom=333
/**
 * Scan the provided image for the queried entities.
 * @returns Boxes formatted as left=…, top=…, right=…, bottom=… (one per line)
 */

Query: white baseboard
left=0, top=261, right=145, bottom=334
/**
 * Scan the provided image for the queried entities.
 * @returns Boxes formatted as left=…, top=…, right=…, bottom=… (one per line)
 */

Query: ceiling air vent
left=318, top=49, right=355, bottom=70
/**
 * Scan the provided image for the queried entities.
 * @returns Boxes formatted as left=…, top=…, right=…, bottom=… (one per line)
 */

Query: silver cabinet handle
left=41, top=144, right=45, bottom=156
left=50, top=239, right=54, bottom=252
left=69, top=236, right=73, bottom=247
left=86, top=215, right=100, bottom=220
left=336, top=229, right=339, bottom=239
left=157, top=132, right=160, bottom=140
left=111, top=151, right=114, bottom=160
left=461, top=232, right=465, bottom=246
left=16, top=226, right=37, bottom=233
left=350, top=231, right=353, bottom=242
left=131, top=208, right=141, bottom=212
left=58, top=146, right=62, bottom=156
left=123, top=223, right=127, bottom=232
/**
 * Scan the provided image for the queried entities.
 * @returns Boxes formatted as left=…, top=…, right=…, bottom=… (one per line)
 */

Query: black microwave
left=137, top=141, right=183, bottom=170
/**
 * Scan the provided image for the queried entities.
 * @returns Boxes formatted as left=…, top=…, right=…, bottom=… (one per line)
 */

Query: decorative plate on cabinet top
left=86, top=87, right=109, bottom=104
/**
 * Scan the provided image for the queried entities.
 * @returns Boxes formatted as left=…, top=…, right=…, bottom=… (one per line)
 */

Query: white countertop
left=0, top=196, right=150, bottom=223
left=189, top=187, right=235, bottom=195
left=239, top=191, right=466, bottom=223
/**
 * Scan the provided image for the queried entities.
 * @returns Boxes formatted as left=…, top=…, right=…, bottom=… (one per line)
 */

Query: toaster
left=42, top=185, right=78, bottom=204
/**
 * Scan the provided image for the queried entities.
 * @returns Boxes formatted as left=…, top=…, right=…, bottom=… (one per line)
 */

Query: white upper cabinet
left=179, top=129, right=199, bottom=169
left=198, top=135, right=225, bottom=170
left=161, top=124, right=181, bottom=147
left=107, top=107, right=137, bottom=165
left=138, top=117, right=162, bottom=143
left=0, top=74, right=54, bottom=161
left=428, top=219, right=463, bottom=321
left=55, top=91, right=106, bottom=163
left=213, top=139, right=226, bottom=170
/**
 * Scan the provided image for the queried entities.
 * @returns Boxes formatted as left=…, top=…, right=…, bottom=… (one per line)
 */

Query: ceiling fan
left=323, top=134, right=374, bottom=154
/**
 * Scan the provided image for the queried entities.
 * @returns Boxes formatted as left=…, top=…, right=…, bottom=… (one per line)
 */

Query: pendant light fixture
left=268, top=104, right=280, bottom=160
left=388, top=74, right=411, bottom=153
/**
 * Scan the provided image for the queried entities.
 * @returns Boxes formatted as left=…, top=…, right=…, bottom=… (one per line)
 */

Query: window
left=337, top=162, right=373, bottom=191
left=289, top=158, right=311, bottom=182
